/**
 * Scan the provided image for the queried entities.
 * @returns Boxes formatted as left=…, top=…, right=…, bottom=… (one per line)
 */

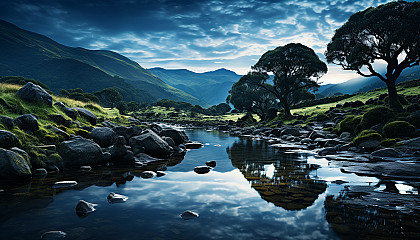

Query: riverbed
left=0, top=128, right=417, bottom=239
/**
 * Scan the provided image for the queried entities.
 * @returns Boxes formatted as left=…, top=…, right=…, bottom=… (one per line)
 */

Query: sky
left=0, top=0, right=409, bottom=84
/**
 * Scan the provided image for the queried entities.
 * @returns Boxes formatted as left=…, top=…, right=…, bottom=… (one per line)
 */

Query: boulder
left=194, top=166, right=212, bottom=174
left=57, top=137, right=107, bottom=167
left=180, top=210, right=199, bottom=220
left=15, top=82, right=52, bottom=106
left=162, top=136, right=176, bottom=147
left=395, top=137, right=420, bottom=152
left=184, top=142, right=204, bottom=149
left=281, top=128, right=300, bottom=137
left=159, top=128, right=189, bottom=145
left=74, top=107, right=97, bottom=125
left=14, top=114, right=39, bottom=132
left=75, top=200, right=97, bottom=216
left=0, top=115, right=14, bottom=128
left=371, top=148, right=402, bottom=158
left=49, top=114, right=70, bottom=127
left=90, top=127, right=117, bottom=148
left=40, top=231, right=67, bottom=239
left=206, top=160, right=216, bottom=167
left=107, top=192, right=128, bottom=203
left=0, top=148, right=32, bottom=181
left=63, top=107, right=78, bottom=120
left=106, top=136, right=134, bottom=163
left=46, top=125, right=70, bottom=140
left=0, top=130, right=19, bottom=149
left=129, top=129, right=172, bottom=158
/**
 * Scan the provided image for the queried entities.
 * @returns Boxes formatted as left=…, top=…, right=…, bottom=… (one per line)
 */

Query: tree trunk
left=282, top=98, right=292, bottom=119
left=386, top=81, right=403, bottom=111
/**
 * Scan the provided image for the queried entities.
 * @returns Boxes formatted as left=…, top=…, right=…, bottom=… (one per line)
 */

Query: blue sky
left=0, top=0, right=409, bottom=84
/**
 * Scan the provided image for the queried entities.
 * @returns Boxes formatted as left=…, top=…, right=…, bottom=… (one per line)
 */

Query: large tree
left=325, top=1, right=420, bottom=111
left=227, top=71, right=277, bottom=121
left=252, top=43, right=327, bottom=118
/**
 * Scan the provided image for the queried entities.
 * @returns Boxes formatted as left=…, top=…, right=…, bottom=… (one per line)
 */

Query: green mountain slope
left=148, top=68, right=240, bottom=106
left=0, top=19, right=199, bottom=104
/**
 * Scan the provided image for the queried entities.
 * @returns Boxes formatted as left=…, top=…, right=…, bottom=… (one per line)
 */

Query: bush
left=353, top=130, right=382, bottom=146
left=360, top=106, right=394, bottom=129
left=383, top=121, right=416, bottom=138
left=338, top=115, right=362, bottom=134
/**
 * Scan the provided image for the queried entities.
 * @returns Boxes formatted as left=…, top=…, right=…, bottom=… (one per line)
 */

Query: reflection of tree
left=228, top=138, right=326, bottom=211
left=325, top=188, right=420, bottom=240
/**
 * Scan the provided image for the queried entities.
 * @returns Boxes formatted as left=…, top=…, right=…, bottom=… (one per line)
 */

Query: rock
left=52, top=181, right=78, bottom=189
left=140, top=171, right=156, bottom=178
left=309, top=131, right=325, bottom=140
left=47, top=125, right=70, bottom=140
left=370, top=123, right=384, bottom=135
left=0, top=148, right=32, bottom=181
left=74, top=107, right=97, bottom=125
left=156, top=171, right=166, bottom=177
left=13, top=114, right=39, bottom=132
left=101, top=121, right=118, bottom=128
left=129, top=129, right=172, bottom=158
left=49, top=114, right=70, bottom=127
left=206, top=160, right=216, bottom=167
left=339, top=132, right=351, bottom=139
left=351, top=100, right=364, bottom=108
left=0, top=130, right=19, bottom=149
left=331, top=180, right=348, bottom=185
left=107, top=192, right=128, bottom=203
left=358, top=140, right=380, bottom=150
left=15, top=82, right=52, bottom=106
left=184, top=142, right=204, bottom=149
left=0, top=115, right=14, bottom=128
left=281, top=128, right=300, bottom=137
left=318, top=147, right=337, bottom=156
left=63, top=107, right=78, bottom=120
left=301, top=138, right=312, bottom=144
left=106, top=136, right=134, bottom=163
left=80, top=166, right=92, bottom=171
left=90, top=127, right=117, bottom=148
left=395, top=137, right=420, bottom=152
left=40, top=230, right=67, bottom=239
left=57, top=137, right=107, bottom=167
left=75, top=200, right=97, bottom=215
left=194, top=166, right=212, bottom=174
left=371, top=148, right=402, bottom=158
left=159, top=128, right=189, bottom=145
left=180, top=210, right=199, bottom=220
left=54, top=102, right=66, bottom=108
left=162, top=136, right=176, bottom=147
left=134, top=153, right=166, bottom=165
left=33, top=168, right=47, bottom=176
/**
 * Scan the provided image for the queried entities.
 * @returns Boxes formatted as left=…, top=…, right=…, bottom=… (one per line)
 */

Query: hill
left=0, top=19, right=200, bottom=105
left=148, top=67, right=240, bottom=106
left=318, top=66, right=420, bottom=97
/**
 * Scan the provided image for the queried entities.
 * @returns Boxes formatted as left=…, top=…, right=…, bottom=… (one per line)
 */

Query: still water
left=0, top=129, right=405, bottom=239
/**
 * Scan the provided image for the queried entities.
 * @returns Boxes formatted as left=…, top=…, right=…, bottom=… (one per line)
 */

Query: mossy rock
left=353, top=130, right=382, bottom=146
left=27, top=148, right=47, bottom=169
left=44, top=153, right=64, bottom=169
left=360, top=106, right=394, bottom=129
left=383, top=121, right=416, bottom=139
left=75, top=129, right=91, bottom=138
left=338, top=115, right=362, bottom=134
left=313, top=113, right=329, bottom=122
left=380, top=138, right=401, bottom=148
left=383, top=95, right=409, bottom=105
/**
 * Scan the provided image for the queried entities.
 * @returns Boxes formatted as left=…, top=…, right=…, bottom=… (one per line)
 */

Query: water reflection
left=228, top=138, right=327, bottom=211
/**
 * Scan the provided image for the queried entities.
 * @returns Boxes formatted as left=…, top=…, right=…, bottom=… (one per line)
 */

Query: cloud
left=0, top=0, right=412, bottom=83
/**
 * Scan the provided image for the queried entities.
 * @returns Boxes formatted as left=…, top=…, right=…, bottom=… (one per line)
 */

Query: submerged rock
left=40, top=230, right=67, bottom=239
left=180, top=210, right=199, bottom=220
left=52, top=181, right=78, bottom=189
left=206, top=160, right=216, bottom=167
left=185, top=142, right=204, bottom=149
left=75, top=200, right=97, bottom=216
left=107, top=192, right=128, bottom=203
left=156, top=171, right=166, bottom=177
left=194, top=166, right=212, bottom=174
left=140, top=171, right=156, bottom=179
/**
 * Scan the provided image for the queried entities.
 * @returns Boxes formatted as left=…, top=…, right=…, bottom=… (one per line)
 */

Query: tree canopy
left=252, top=43, right=327, bottom=117
left=325, top=1, right=420, bottom=110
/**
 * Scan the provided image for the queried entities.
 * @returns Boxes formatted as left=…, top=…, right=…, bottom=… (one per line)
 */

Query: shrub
left=353, top=130, right=382, bottom=146
left=360, top=106, right=394, bottom=129
left=383, top=121, right=416, bottom=138
left=338, top=115, right=362, bottom=134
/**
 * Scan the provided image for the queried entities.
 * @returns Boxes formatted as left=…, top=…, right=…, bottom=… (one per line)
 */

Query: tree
left=252, top=43, right=327, bottom=118
left=227, top=71, right=277, bottom=121
left=325, top=1, right=420, bottom=111
left=94, top=88, right=123, bottom=108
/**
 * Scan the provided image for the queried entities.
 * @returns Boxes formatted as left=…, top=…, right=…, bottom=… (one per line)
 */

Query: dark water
left=0, top=129, right=416, bottom=239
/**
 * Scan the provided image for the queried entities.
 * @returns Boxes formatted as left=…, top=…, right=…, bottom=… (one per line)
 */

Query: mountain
left=0, top=19, right=200, bottom=104
left=148, top=67, right=241, bottom=106
left=318, top=65, right=420, bottom=96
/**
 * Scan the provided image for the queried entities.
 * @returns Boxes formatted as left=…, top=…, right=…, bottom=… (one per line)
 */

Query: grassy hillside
left=0, top=19, right=199, bottom=105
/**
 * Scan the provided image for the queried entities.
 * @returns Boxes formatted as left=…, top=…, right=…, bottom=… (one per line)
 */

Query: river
left=0, top=128, right=417, bottom=239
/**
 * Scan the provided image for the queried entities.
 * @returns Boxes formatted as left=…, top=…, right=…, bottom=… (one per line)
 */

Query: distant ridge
left=0, top=19, right=201, bottom=104
left=148, top=67, right=241, bottom=106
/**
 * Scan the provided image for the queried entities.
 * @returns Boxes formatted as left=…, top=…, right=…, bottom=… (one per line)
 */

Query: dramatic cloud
left=0, top=0, right=412, bottom=83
